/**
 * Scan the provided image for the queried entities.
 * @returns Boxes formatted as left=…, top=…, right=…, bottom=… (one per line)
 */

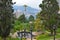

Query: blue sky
left=12, top=0, right=42, bottom=9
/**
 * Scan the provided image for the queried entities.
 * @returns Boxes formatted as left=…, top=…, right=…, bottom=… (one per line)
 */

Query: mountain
left=13, top=5, right=40, bottom=18
left=13, top=5, right=40, bottom=13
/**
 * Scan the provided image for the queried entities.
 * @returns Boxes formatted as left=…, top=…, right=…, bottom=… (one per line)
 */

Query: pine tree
left=18, top=14, right=26, bottom=23
left=39, top=0, right=59, bottom=35
left=29, top=15, right=34, bottom=21
left=0, top=0, right=14, bottom=40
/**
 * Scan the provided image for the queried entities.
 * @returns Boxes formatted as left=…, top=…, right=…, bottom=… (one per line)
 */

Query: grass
left=56, top=28, right=60, bottom=33
left=0, top=37, right=26, bottom=40
left=36, top=33, right=52, bottom=40
left=36, top=32, right=60, bottom=40
left=7, top=37, right=26, bottom=40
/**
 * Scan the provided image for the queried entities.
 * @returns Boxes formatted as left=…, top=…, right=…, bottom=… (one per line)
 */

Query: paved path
left=27, top=38, right=36, bottom=40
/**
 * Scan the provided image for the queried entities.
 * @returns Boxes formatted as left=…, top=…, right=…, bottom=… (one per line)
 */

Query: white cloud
left=12, top=0, right=42, bottom=9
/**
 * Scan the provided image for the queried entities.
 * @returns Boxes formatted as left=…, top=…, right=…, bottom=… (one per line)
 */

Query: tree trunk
left=2, top=37, right=6, bottom=40
left=50, top=30, right=53, bottom=36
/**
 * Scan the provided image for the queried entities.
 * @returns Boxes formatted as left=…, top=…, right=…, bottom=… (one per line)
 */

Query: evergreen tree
left=29, top=15, right=34, bottom=21
left=18, top=14, right=26, bottom=23
left=57, top=8, right=60, bottom=28
left=0, top=0, right=14, bottom=40
left=39, top=0, right=59, bottom=35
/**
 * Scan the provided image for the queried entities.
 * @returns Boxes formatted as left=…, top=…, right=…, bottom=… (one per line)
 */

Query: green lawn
left=0, top=37, right=26, bottom=40
left=36, top=33, right=60, bottom=40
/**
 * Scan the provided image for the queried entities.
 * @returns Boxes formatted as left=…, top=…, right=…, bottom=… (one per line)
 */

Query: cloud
left=12, top=0, right=42, bottom=9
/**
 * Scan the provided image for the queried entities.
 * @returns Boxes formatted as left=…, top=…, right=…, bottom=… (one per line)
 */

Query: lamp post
left=24, top=5, right=27, bottom=15
left=53, top=25, right=56, bottom=40
left=23, top=5, right=27, bottom=29
left=29, top=21, right=33, bottom=40
left=24, top=28, right=26, bottom=38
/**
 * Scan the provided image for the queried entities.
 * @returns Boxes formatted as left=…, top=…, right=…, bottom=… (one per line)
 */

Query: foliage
left=34, top=18, right=43, bottom=31
left=29, top=15, right=34, bottom=21
left=34, top=13, right=45, bottom=32
left=13, top=20, right=21, bottom=31
left=0, top=0, right=14, bottom=40
left=39, top=0, right=59, bottom=35
left=57, top=14, right=60, bottom=28
left=18, top=14, right=26, bottom=23
left=13, top=20, right=30, bottom=32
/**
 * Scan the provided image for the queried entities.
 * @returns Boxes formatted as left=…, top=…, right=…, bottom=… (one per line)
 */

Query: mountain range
left=13, top=5, right=40, bottom=18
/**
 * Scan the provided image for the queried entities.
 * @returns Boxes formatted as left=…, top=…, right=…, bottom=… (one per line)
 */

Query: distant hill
left=13, top=5, right=40, bottom=18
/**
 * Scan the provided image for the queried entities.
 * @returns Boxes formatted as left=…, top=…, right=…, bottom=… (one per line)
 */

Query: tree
left=34, top=13, right=44, bottom=32
left=18, top=14, right=26, bottom=23
left=39, top=0, right=59, bottom=35
left=57, top=8, right=60, bottom=28
left=0, top=0, right=14, bottom=40
left=57, top=14, right=60, bottom=28
left=29, top=15, right=34, bottom=21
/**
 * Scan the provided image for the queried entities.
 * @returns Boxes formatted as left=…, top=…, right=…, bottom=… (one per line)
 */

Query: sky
left=12, top=0, right=42, bottom=9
